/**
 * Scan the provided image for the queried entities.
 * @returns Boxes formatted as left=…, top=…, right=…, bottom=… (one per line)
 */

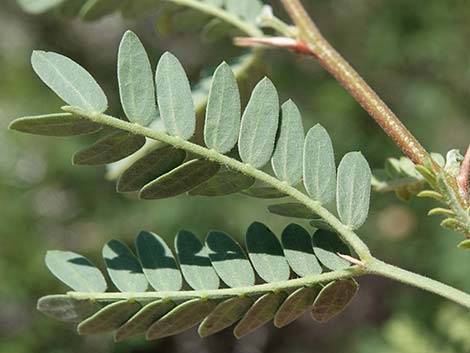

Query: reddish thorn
left=457, top=144, right=470, bottom=201
left=234, top=36, right=313, bottom=56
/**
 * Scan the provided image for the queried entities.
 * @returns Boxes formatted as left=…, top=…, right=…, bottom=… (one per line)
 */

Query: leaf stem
left=280, top=0, right=437, bottom=170
left=69, top=267, right=361, bottom=302
left=367, top=258, right=470, bottom=308
left=63, top=106, right=372, bottom=260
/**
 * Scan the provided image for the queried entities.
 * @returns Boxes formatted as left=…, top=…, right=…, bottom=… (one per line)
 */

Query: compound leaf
left=136, top=231, right=182, bottom=291
left=45, top=251, right=107, bottom=292
left=114, top=299, right=175, bottom=342
left=117, top=146, right=186, bottom=192
left=274, top=286, right=320, bottom=328
left=118, top=30, right=159, bottom=126
left=245, top=222, right=290, bottom=283
left=238, top=78, right=279, bottom=168
left=146, top=299, right=216, bottom=340
left=204, top=62, right=241, bottom=153
left=139, top=159, right=220, bottom=199
left=312, top=230, right=350, bottom=271
left=156, top=52, right=195, bottom=140
left=31, top=51, right=107, bottom=113
left=37, top=295, right=102, bottom=323
left=281, top=224, right=322, bottom=276
left=198, top=296, right=253, bottom=337
left=206, top=231, right=255, bottom=288
left=271, top=100, right=304, bottom=185
left=311, top=279, right=358, bottom=322
left=102, top=240, right=148, bottom=292
left=233, top=292, right=286, bottom=339
left=78, top=300, right=141, bottom=335
left=337, top=152, right=371, bottom=229
left=73, top=131, right=145, bottom=165
left=189, top=167, right=255, bottom=196
left=9, top=113, right=102, bottom=136
left=303, top=124, right=336, bottom=205
left=175, top=231, right=220, bottom=290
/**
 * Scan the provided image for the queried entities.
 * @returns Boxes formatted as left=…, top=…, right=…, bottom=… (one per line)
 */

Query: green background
left=0, top=0, right=469, bottom=352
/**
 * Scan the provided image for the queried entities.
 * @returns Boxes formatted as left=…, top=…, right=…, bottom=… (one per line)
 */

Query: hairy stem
left=280, top=0, right=436, bottom=170
left=69, top=267, right=361, bottom=302
left=367, top=258, right=470, bottom=308
left=63, top=106, right=372, bottom=260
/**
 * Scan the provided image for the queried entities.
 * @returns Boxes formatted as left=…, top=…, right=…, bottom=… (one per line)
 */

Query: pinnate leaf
left=271, top=100, right=304, bottom=185
left=37, top=295, right=102, bottom=323
left=189, top=167, right=254, bottom=196
left=9, top=113, right=101, bottom=136
left=303, top=124, right=336, bottom=205
left=102, top=240, right=148, bottom=292
left=337, top=152, right=372, bottom=229
left=31, top=51, right=108, bottom=113
left=245, top=222, right=290, bottom=283
left=274, top=286, right=320, bottom=328
left=139, top=159, right=220, bottom=199
left=204, top=62, right=241, bottom=153
left=238, top=78, right=279, bottom=168
left=156, top=52, right=195, bottom=140
left=117, top=146, right=186, bottom=192
left=73, top=131, right=145, bottom=165
left=311, top=279, right=358, bottom=322
left=175, top=230, right=220, bottom=290
left=206, top=231, right=255, bottom=287
left=45, top=250, right=107, bottom=292
left=136, top=231, right=182, bottom=291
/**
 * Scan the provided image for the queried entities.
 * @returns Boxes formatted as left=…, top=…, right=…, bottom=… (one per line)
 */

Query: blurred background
left=0, top=0, right=469, bottom=352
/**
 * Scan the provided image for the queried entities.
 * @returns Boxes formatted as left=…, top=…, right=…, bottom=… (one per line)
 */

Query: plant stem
left=280, top=0, right=437, bottom=170
left=172, top=0, right=263, bottom=37
left=63, top=106, right=372, bottom=260
left=69, top=267, right=361, bottom=302
left=367, top=258, right=470, bottom=308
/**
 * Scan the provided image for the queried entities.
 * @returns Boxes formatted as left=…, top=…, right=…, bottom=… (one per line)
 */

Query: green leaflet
left=281, top=224, right=322, bottom=276
left=45, top=251, right=107, bottom=292
left=268, top=203, right=318, bottom=219
left=146, top=299, right=217, bottom=340
left=241, top=187, right=287, bottom=199
left=225, top=0, right=264, bottom=23
left=117, top=146, right=186, bottom=192
left=37, top=295, right=102, bottom=323
left=303, top=124, right=336, bottom=205
left=336, top=152, right=372, bottom=229
left=175, top=231, right=220, bottom=290
left=274, top=286, right=320, bottom=328
left=17, top=0, right=65, bottom=14
left=312, top=230, right=351, bottom=271
left=233, top=292, right=286, bottom=338
left=271, top=100, right=304, bottom=185
left=206, top=231, right=255, bottom=287
left=73, top=131, right=145, bottom=166
left=9, top=113, right=102, bottom=136
left=80, top=0, right=123, bottom=20
left=135, top=231, right=182, bottom=291
left=114, top=300, right=176, bottom=342
left=78, top=300, right=141, bottom=335
left=204, top=62, right=241, bottom=153
left=198, top=296, right=253, bottom=337
left=245, top=222, right=290, bottom=283
left=102, top=240, right=148, bottom=292
left=139, top=159, right=220, bottom=199
left=311, top=279, right=359, bottom=322
left=156, top=52, right=195, bottom=140
left=238, top=77, right=280, bottom=168
left=31, top=51, right=108, bottom=113
left=189, top=167, right=255, bottom=196
left=118, top=30, right=158, bottom=126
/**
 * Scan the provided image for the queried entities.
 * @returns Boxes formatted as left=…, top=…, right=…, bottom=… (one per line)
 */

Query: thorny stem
left=280, top=0, right=438, bottom=171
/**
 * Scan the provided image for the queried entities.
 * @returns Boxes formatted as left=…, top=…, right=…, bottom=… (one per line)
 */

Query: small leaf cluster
left=39, top=223, right=358, bottom=341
